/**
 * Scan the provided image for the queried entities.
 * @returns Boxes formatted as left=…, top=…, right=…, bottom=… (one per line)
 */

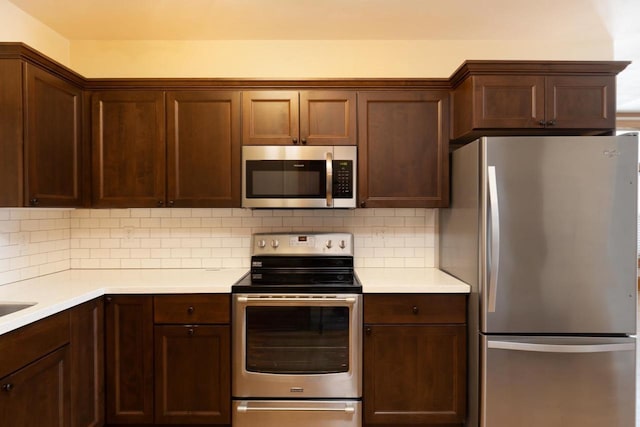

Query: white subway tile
left=131, top=248, right=151, bottom=259
left=98, top=218, right=120, bottom=228
left=130, top=208, right=151, bottom=218
left=161, top=258, right=181, bottom=268
left=100, top=259, right=121, bottom=268
left=181, top=258, right=202, bottom=268
left=151, top=248, right=172, bottom=259
left=170, top=208, right=192, bottom=218
left=121, top=259, right=142, bottom=269
left=222, top=258, right=243, bottom=268
left=140, top=259, right=163, bottom=268
left=151, top=209, right=172, bottom=218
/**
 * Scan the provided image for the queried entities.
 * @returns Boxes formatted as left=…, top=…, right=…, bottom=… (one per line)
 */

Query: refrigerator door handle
left=487, top=165, right=500, bottom=312
left=488, top=340, right=635, bottom=353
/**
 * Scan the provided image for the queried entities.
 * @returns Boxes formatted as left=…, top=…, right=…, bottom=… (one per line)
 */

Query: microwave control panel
left=332, top=160, right=353, bottom=199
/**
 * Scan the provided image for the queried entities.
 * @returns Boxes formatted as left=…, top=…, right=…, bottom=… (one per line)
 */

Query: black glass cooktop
left=232, top=256, right=362, bottom=294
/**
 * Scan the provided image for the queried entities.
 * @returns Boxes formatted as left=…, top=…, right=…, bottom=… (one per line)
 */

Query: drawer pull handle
left=2, top=383, right=14, bottom=392
left=188, top=328, right=194, bottom=336
left=412, top=306, right=419, bottom=314
left=187, top=306, right=195, bottom=314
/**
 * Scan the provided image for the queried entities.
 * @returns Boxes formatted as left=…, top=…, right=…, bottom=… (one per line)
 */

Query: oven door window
left=245, top=306, right=349, bottom=374
left=245, top=160, right=326, bottom=198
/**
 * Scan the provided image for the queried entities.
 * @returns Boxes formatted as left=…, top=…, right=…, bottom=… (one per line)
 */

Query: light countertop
left=0, top=267, right=469, bottom=335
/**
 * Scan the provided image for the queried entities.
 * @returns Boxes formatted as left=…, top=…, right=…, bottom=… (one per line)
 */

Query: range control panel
left=251, top=232, right=354, bottom=256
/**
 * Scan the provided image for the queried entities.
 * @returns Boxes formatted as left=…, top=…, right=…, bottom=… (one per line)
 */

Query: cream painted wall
left=0, top=0, right=70, bottom=66
left=70, top=39, right=615, bottom=78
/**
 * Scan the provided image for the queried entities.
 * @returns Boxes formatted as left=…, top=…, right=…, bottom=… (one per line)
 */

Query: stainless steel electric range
left=232, top=232, right=362, bottom=427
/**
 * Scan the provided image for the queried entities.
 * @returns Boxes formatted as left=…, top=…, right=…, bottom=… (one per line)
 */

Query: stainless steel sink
left=0, top=302, right=36, bottom=317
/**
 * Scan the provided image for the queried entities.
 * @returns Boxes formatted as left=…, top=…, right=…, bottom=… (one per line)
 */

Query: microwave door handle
left=326, top=151, right=333, bottom=207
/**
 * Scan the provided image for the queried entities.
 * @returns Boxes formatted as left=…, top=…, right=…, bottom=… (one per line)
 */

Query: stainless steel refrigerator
left=439, top=135, right=638, bottom=427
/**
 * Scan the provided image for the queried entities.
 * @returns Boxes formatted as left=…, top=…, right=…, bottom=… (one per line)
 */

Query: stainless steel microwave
left=242, top=146, right=357, bottom=208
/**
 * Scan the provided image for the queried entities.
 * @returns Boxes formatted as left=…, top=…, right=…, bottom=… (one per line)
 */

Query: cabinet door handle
left=29, top=198, right=39, bottom=206
left=547, top=119, right=556, bottom=126
left=188, top=328, right=195, bottom=336
left=412, top=306, right=419, bottom=314
left=157, top=200, right=164, bottom=207
left=1, top=383, right=14, bottom=392
left=168, top=200, right=175, bottom=207
left=187, top=306, right=195, bottom=314
left=301, top=138, right=307, bottom=145
left=359, top=201, right=366, bottom=208
left=538, top=120, right=546, bottom=127
left=365, top=327, right=372, bottom=335
left=292, top=138, right=298, bottom=144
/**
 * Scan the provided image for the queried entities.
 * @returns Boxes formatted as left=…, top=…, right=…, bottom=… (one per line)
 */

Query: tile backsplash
left=0, top=209, right=72, bottom=285
left=0, top=208, right=436, bottom=285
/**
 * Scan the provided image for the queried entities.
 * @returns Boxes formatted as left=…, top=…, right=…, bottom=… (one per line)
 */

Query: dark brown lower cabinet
left=364, top=294, right=467, bottom=426
left=0, top=345, right=71, bottom=427
left=105, top=294, right=231, bottom=426
left=70, top=298, right=104, bottom=427
left=154, top=325, right=231, bottom=424
left=105, top=295, right=154, bottom=424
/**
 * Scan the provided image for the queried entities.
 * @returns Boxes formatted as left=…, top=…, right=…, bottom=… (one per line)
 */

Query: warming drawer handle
left=237, top=296, right=356, bottom=304
left=237, top=403, right=355, bottom=414
left=488, top=341, right=636, bottom=353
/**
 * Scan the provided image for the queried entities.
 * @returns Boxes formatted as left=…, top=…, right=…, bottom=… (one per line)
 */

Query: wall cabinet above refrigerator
left=449, top=61, right=628, bottom=143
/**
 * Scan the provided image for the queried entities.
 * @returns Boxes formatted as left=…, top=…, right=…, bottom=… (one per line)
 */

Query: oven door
left=242, top=145, right=356, bottom=208
left=232, top=294, right=362, bottom=398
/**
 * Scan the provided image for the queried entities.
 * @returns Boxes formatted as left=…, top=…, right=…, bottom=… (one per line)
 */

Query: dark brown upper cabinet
left=450, top=61, right=628, bottom=143
left=242, top=90, right=356, bottom=145
left=167, top=91, right=241, bottom=207
left=92, top=90, right=241, bottom=208
left=92, top=90, right=166, bottom=208
left=0, top=60, right=83, bottom=207
left=358, top=90, right=449, bottom=208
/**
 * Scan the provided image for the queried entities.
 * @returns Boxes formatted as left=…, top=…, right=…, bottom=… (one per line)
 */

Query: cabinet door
left=70, top=298, right=104, bottom=427
left=300, top=90, right=357, bottom=145
left=472, top=75, right=546, bottom=129
left=242, top=91, right=299, bottom=145
left=0, top=346, right=70, bottom=427
left=154, top=325, right=231, bottom=424
left=363, top=325, right=466, bottom=425
left=0, top=59, right=24, bottom=206
left=105, top=295, right=154, bottom=424
left=24, top=63, right=82, bottom=207
left=167, top=91, right=241, bottom=207
left=545, top=75, right=615, bottom=129
left=358, top=91, right=449, bottom=208
left=92, top=91, right=165, bottom=207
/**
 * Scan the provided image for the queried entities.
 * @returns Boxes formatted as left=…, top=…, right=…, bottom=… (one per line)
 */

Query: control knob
left=325, top=240, right=332, bottom=249
left=257, top=239, right=267, bottom=249
left=339, top=240, right=346, bottom=249
left=271, top=239, right=280, bottom=249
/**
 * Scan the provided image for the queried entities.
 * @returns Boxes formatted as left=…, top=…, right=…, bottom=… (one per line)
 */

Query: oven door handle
left=237, top=296, right=357, bottom=304
left=237, top=402, right=356, bottom=414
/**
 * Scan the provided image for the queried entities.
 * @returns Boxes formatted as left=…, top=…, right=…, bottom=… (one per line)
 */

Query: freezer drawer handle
left=488, top=341, right=635, bottom=353
left=487, top=165, right=500, bottom=312
left=237, top=403, right=356, bottom=414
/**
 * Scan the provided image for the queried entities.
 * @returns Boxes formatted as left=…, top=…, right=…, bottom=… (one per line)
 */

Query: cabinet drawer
left=364, top=294, right=466, bottom=324
left=0, top=311, right=70, bottom=378
left=154, top=294, right=230, bottom=324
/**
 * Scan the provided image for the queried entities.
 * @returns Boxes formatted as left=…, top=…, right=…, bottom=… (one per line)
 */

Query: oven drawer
left=154, top=294, right=229, bottom=324
left=364, top=294, right=466, bottom=324
left=233, top=400, right=361, bottom=427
